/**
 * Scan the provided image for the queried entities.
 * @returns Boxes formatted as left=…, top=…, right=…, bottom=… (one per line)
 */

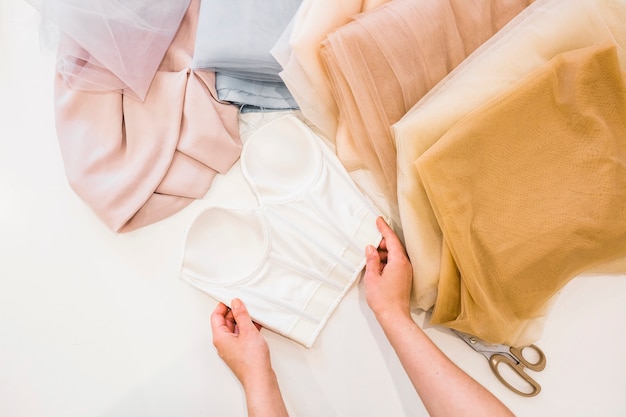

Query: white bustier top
left=180, top=114, right=382, bottom=347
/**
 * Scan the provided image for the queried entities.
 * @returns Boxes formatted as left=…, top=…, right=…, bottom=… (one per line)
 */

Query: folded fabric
left=27, top=0, right=190, bottom=101
left=215, top=74, right=299, bottom=112
left=416, top=43, right=626, bottom=346
left=54, top=0, right=241, bottom=232
left=394, top=0, right=626, bottom=311
left=272, top=0, right=390, bottom=140
left=319, top=0, right=530, bottom=225
left=180, top=114, right=383, bottom=347
left=192, top=0, right=301, bottom=110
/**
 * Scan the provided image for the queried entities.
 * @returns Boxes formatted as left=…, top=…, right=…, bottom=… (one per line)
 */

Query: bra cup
left=242, top=115, right=323, bottom=203
left=180, top=114, right=384, bottom=347
left=183, top=207, right=267, bottom=284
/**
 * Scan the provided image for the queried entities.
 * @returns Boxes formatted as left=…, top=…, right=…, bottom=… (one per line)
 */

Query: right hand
left=363, top=217, right=413, bottom=323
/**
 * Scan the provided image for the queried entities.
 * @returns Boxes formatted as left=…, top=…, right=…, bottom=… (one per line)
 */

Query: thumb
left=364, top=245, right=381, bottom=277
left=230, top=298, right=257, bottom=334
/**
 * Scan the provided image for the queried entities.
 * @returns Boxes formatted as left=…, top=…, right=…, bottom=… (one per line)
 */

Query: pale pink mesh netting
left=319, top=0, right=531, bottom=208
left=27, top=0, right=190, bottom=101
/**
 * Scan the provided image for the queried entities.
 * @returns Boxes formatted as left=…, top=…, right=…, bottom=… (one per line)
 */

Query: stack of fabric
left=393, top=0, right=626, bottom=345
left=31, top=0, right=626, bottom=346
left=318, top=0, right=531, bottom=221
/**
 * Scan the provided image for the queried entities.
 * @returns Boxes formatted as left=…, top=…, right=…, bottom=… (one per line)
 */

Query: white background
left=1, top=1, right=625, bottom=416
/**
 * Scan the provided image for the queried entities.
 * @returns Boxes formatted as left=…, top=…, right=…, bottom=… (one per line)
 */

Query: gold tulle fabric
left=416, top=43, right=626, bottom=346
left=319, top=0, right=531, bottom=209
left=394, top=0, right=626, bottom=311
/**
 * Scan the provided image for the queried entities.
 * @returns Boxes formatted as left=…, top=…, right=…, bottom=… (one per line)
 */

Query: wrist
left=241, top=365, right=278, bottom=392
left=374, top=307, right=413, bottom=332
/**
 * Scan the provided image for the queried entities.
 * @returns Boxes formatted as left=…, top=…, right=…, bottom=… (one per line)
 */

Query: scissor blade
left=451, top=329, right=516, bottom=358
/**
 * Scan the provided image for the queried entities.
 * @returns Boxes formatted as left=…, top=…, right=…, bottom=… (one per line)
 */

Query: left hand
left=211, top=298, right=272, bottom=388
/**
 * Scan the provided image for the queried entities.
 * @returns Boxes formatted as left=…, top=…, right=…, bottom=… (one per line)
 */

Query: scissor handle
left=489, top=353, right=541, bottom=397
left=510, top=344, right=546, bottom=371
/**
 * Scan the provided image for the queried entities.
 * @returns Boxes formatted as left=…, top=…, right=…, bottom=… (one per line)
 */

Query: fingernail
left=231, top=298, right=242, bottom=309
left=366, top=245, right=375, bottom=256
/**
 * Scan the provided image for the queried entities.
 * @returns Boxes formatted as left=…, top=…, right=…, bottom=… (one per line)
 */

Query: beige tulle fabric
left=416, top=43, right=626, bottom=346
left=54, top=0, right=241, bottom=232
left=394, top=0, right=626, bottom=310
left=273, top=0, right=389, bottom=141
left=318, top=0, right=531, bottom=212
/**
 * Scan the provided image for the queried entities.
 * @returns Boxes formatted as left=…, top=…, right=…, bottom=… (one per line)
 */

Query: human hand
left=363, top=217, right=413, bottom=324
left=211, top=298, right=272, bottom=388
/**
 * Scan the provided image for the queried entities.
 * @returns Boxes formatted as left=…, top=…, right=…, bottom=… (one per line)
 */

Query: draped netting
left=318, top=0, right=531, bottom=224
left=26, top=0, right=190, bottom=101
left=271, top=0, right=390, bottom=141
left=53, top=0, right=242, bottom=232
left=417, top=43, right=626, bottom=346
left=393, top=0, right=626, bottom=311
left=192, top=0, right=302, bottom=110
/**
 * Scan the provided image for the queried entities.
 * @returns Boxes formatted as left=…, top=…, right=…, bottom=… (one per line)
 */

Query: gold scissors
left=452, top=329, right=547, bottom=397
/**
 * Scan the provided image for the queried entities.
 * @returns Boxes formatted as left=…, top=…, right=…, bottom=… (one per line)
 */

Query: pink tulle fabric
left=54, top=0, right=242, bottom=232
left=27, top=0, right=190, bottom=101
left=319, top=0, right=532, bottom=207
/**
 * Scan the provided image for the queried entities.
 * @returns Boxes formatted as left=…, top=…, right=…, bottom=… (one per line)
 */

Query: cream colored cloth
left=272, top=0, right=389, bottom=141
left=394, top=0, right=626, bottom=310
left=416, top=43, right=626, bottom=346
left=319, top=0, right=530, bottom=224
left=54, top=0, right=241, bottom=232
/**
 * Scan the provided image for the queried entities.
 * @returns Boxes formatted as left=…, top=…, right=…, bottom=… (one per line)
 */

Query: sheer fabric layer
left=319, top=0, right=531, bottom=213
left=393, top=0, right=626, bottom=310
left=272, top=0, right=390, bottom=140
left=54, top=0, right=241, bottom=232
left=417, top=43, right=626, bottom=346
left=27, top=0, right=190, bottom=101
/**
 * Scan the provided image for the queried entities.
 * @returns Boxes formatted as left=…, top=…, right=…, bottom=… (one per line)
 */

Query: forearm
left=242, top=368, right=290, bottom=417
left=377, top=313, right=515, bottom=417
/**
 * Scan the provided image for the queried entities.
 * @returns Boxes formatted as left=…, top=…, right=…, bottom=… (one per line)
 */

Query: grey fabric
left=216, top=74, right=299, bottom=112
left=192, top=0, right=301, bottom=109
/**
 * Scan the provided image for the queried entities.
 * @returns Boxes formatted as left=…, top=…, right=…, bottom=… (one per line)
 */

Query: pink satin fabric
left=54, top=0, right=241, bottom=232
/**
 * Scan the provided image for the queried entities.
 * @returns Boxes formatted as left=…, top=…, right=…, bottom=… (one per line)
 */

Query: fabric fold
left=319, top=0, right=531, bottom=227
left=272, top=0, right=390, bottom=140
left=394, top=0, right=626, bottom=310
left=27, top=0, right=191, bottom=101
left=54, top=0, right=241, bottom=232
left=417, top=43, right=626, bottom=346
left=192, top=0, right=301, bottom=110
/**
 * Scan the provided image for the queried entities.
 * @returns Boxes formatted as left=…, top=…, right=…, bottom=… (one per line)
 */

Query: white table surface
left=2, top=1, right=625, bottom=416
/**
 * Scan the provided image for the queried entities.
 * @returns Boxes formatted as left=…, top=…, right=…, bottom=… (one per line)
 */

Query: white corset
left=180, top=114, right=382, bottom=347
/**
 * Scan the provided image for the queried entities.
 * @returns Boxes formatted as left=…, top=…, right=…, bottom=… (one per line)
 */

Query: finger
left=364, top=245, right=382, bottom=277
left=378, top=237, right=388, bottom=252
left=211, top=303, right=236, bottom=347
left=224, top=308, right=236, bottom=333
left=210, top=302, right=229, bottom=331
left=230, top=298, right=258, bottom=335
left=377, top=245, right=388, bottom=264
left=375, top=217, right=406, bottom=258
